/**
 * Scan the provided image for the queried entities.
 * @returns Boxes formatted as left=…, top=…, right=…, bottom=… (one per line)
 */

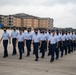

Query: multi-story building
left=0, top=13, right=54, bottom=29
left=38, top=18, right=53, bottom=29
left=0, top=15, right=4, bottom=25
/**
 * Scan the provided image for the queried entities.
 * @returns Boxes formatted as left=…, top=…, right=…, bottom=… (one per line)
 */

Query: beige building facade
left=0, top=13, right=53, bottom=29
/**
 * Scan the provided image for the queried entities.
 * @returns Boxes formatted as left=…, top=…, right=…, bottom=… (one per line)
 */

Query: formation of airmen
left=0, top=26, right=76, bottom=63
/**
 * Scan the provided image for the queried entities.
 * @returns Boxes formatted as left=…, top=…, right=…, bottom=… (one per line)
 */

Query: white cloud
left=0, top=0, right=76, bottom=6
left=0, top=0, right=76, bottom=28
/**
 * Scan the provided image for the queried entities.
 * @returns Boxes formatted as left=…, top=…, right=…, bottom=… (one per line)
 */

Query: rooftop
left=0, top=13, right=53, bottom=20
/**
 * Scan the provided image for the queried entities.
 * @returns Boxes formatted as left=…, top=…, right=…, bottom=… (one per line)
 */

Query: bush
left=1, top=25, right=5, bottom=29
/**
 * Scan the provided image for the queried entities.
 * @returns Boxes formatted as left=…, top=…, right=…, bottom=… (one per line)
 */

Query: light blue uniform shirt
left=2, top=32, right=10, bottom=40
left=48, top=35, right=57, bottom=44
left=72, top=34, right=76, bottom=40
left=56, top=34, right=62, bottom=42
left=47, top=33, right=52, bottom=40
left=17, top=33, right=24, bottom=42
left=11, top=30, right=18, bottom=38
left=68, top=33, right=72, bottom=40
left=24, top=32, right=32, bottom=40
left=65, top=34, right=69, bottom=41
left=61, top=34, right=66, bottom=41
left=40, top=33, right=48, bottom=41
left=32, top=34, right=41, bottom=43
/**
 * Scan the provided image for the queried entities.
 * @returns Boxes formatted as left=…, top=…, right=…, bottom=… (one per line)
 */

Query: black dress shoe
left=48, top=53, right=50, bottom=56
left=61, top=55, right=63, bottom=58
left=26, top=55, right=29, bottom=57
left=65, top=53, right=67, bottom=55
left=22, top=51, right=24, bottom=53
left=33, top=52, right=35, bottom=55
left=40, top=51, right=42, bottom=53
left=19, top=58, right=22, bottom=60
left=3, top=56, right=6, bottom=58
left=12, top=54, right=16, bottom=56
left=55, top=57, right=58, bottom=60
left=6, top=55, right=8, bottom=57
left=34, top=59, right=38, bottom=61
left=41, top=56, right=44, bottom=59
left=68, top=52, right=71, bottom=54
left=3, top=55, right=8, bottom=58
left=50, top=59, right=54, bottom=63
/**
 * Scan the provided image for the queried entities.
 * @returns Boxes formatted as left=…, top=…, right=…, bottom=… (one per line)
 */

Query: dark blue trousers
left=22, top=42, right=25, bottom=53
left=61, top=41, right=68, bottom=57
left=59, top=41, right=62, bottom=51
left=48, top=43, right=51, bottom=56
left=64, top=41, right=68, bottom=55
left=45, top=41, right=47, bottom=51
left=75, top=41, right=76, bottom=50
left=71, top=41, right=74, bottom=52
left=73, top=41, right=76, bottom=51
left=55, top=42, right=59, bottom=59
left=70, top=40, right=73, bottom=52
left=26, top=40, right=31, bottom=56
left=49, top=44, right=56, bottom=61
left=18, top=42, right=23, bottom=59
left=33, top=43, right=40, bottom=55
left=55, top=48, right=59, bottom=59
left=3, top=40, right=8, bottom=57
left=61, top=46, right=63, bottom=57
left=33, top=43, right=39, bottom=60
left=41, top=41, right=46, bottom=58
left=67, top=40, right=71, bottom=54
left=61, top=41, right=66, bottom=57
left=12, top=38, right=17, bottom=55
left=33, top=43, right=35, bottom=54
left=71, top=41, right=76, bottom=51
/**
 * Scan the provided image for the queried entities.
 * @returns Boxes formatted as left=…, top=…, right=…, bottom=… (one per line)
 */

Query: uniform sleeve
left=39, top=35, right=41, bottom=41
left=31, top=32, right=34, bottom=39
left=40, top=35, right=42, bottom=40
left=22, top=33, right=24, bottom=40
left=55, top=37, right=58, bottom=42
left=48, top=37, right=50, bottom=41
left=16, top=35, right=19, bottom=39
left=8, top=33, right=10, bottom=38
left=74, top=35, right=76, bottom=40
left=48, top=34, right=50, bottom=40
left=71, top=35, right=74, bottom=40
left=59, top=35, right=61, bottom=41
left=24, top=33, right=27, bottom=39
left=75, top=35, right=76, bottom=40
left=71, top=35, right=73, bottom=39
left=2, top=34, right=4, bottom=38
left=17, top=32, right=18, bottom=36
left=32, top=35, right=34, bottom=40
left=11, top=32, right=13, bottom=36
left=68, top=35, right=70, bottom=40
left=61, top=36, right=62, bottom=41
left=46, top=34, right=48, bottom=40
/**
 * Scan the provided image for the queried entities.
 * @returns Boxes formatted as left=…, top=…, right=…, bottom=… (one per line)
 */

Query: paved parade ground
left=0, top=30, right=76, bottom=75
left=0, top=44, right=76, bottom=75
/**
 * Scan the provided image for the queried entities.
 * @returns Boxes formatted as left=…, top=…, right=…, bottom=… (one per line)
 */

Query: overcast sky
left=0, top=0, right=76, bottom=28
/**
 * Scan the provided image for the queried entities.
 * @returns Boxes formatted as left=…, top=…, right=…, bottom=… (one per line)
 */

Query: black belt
left=42, top=41, right=46, bottom=42
left=3, top=40, right=8, bottom=41
left=34, top=42, right=39, bottom=43
left=50, top=43, right=56, bottom=45
left=18, top=41, right=23, bottom=43
left=26, top=39, right=31, bottom=41
left=12, top=38, right=16, bottom=39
